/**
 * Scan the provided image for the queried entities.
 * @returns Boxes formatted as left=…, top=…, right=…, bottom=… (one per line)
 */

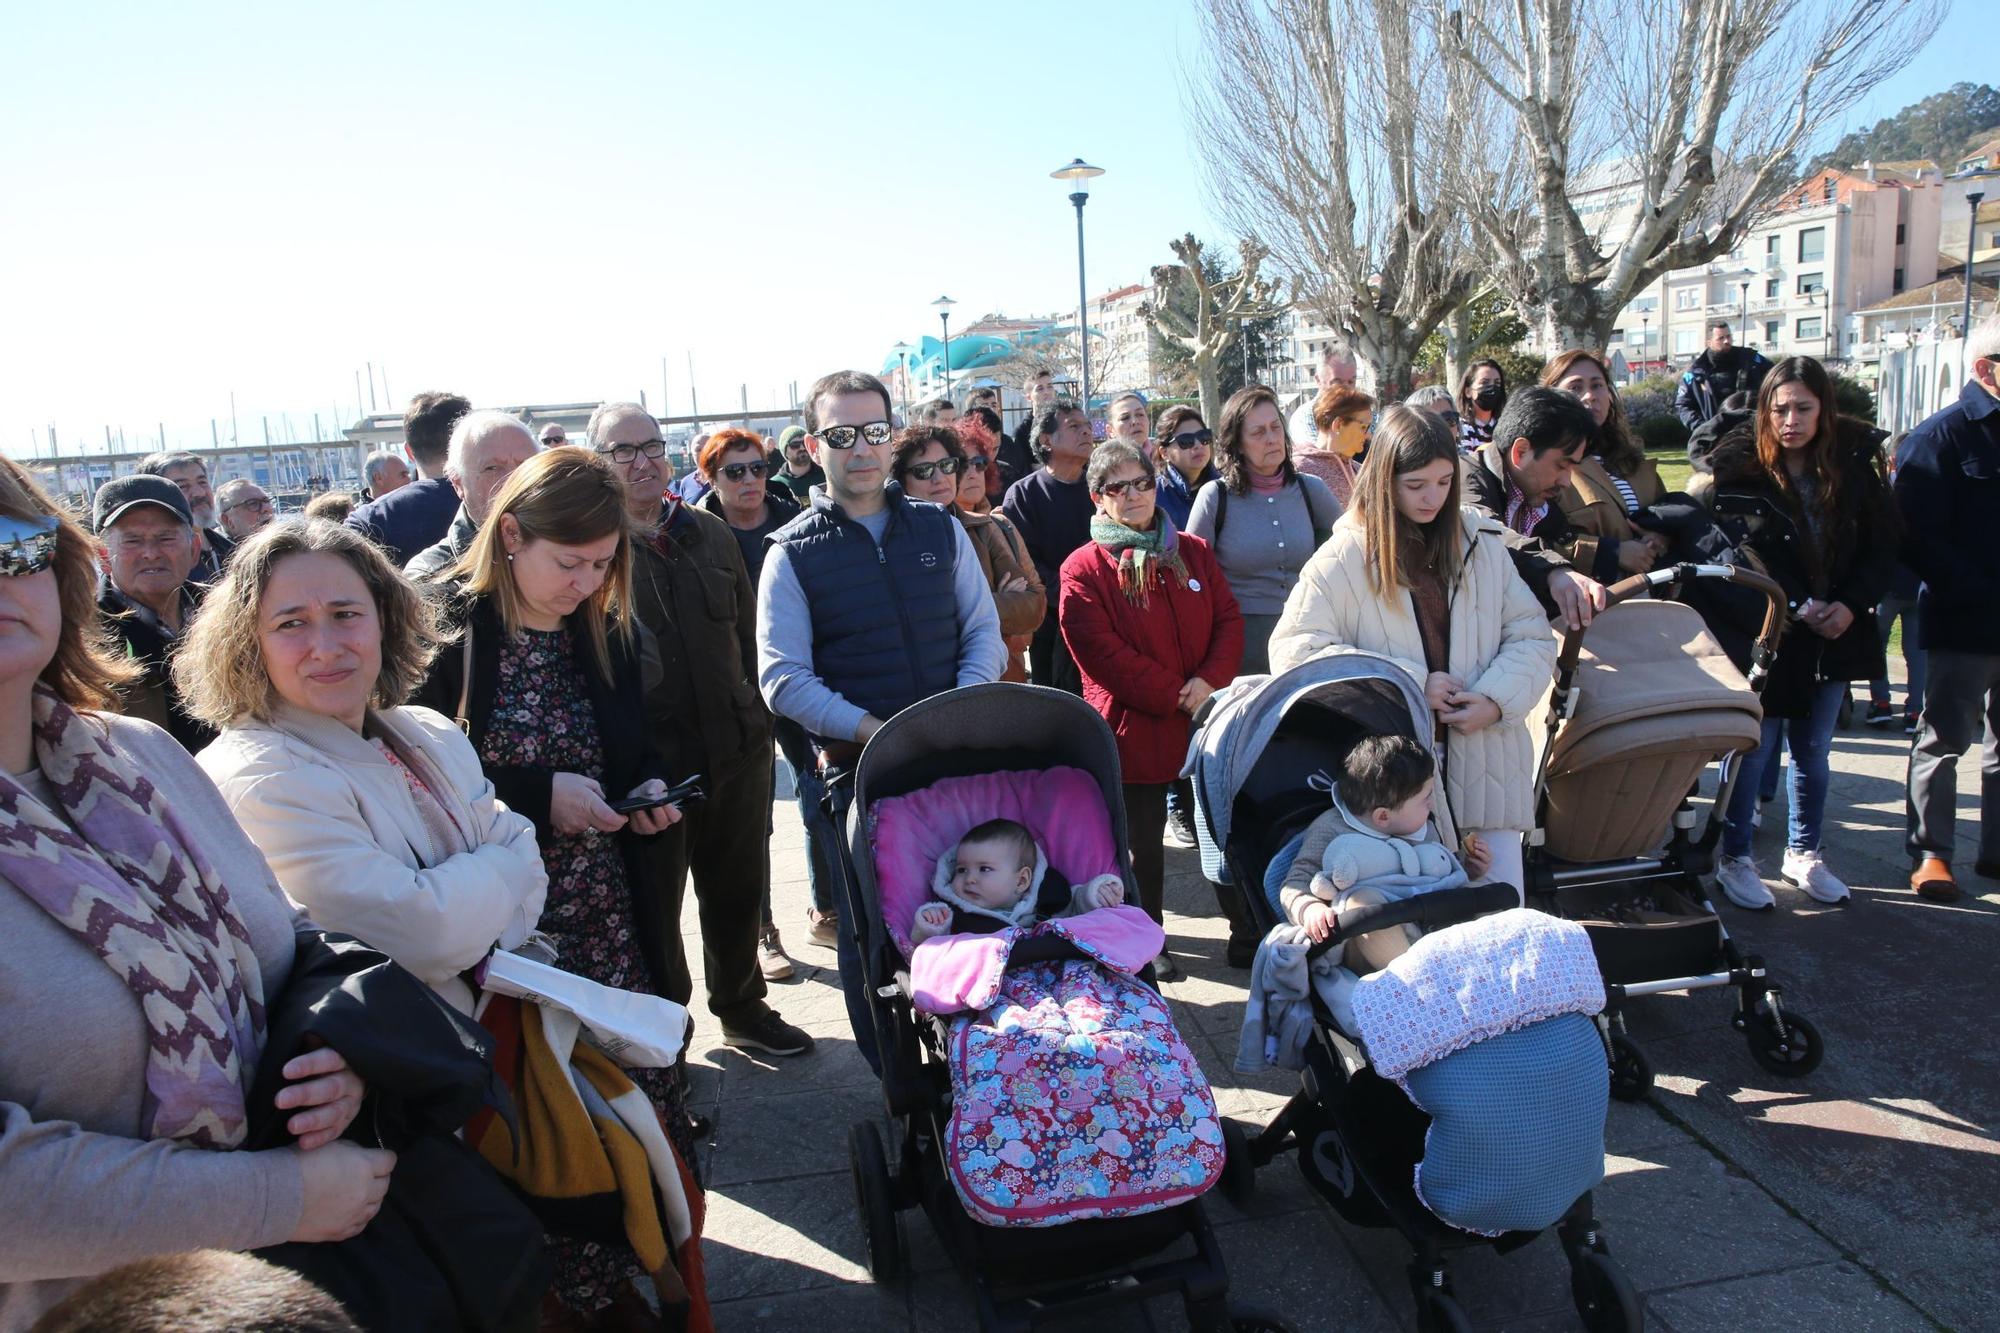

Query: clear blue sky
left=0, top=0, right=1978, bottom=458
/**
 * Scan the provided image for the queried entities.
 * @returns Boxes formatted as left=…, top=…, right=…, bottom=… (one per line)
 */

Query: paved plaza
left=684, top=678, right=1996, bottom=1332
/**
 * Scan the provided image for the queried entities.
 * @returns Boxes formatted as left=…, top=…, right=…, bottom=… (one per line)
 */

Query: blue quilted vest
left=770, top=483, right=961, bottom=733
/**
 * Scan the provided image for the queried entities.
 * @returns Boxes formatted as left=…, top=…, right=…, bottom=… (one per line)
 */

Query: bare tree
left=1139, top=234, right=1281, bottom=422
left=1185, top=0, right=1490, bottom=398
left=1436, top=0, right=1945, bottom=351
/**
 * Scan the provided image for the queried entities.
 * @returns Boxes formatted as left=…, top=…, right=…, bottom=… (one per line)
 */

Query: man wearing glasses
left=91, top=475, right=215, bottom=753
left=215, top=479, right=277, bottom=543
left=757, top=369, right=1006, bottom=1069
left=404, top=410, right=540, bottom=580
left=590, top=402, right=817, bottom=1058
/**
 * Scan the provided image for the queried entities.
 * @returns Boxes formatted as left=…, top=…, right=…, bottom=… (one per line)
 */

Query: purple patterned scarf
left=0, top=687, right=265, bottom=1147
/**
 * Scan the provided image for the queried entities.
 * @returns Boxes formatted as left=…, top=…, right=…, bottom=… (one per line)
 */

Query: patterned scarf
left=1090, top=511, right=1190, bottom=608
left=0, top=687, right=265, bottom=1147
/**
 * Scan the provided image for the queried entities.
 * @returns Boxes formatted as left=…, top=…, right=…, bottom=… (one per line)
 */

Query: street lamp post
left=1051, top=158, right=1106, bottom=408
left=1964, top=190, right=1986, bottom=380
left=1738, top=279, right=1751, bottom=349
left=1641, top=314, right=1651, bottom=375
left=932, top=296, right=956, bottom=400
left=891, top=340, right=913, bottom=420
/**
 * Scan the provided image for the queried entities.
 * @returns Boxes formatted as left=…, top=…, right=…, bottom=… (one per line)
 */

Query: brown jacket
left=1558, top=452, right=1667, bottom=571
left=960, top=508, right=1044, bottom=682
left=628, top=500, right=772, bottom=783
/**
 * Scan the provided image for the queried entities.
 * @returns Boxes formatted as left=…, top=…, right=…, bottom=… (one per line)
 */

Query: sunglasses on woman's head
left=905, top=457, right=961, bottom=481
left=720, top=461, right=769, bottom=480
left=814, top=421, right=894, bottom=450
left=1167, top=429, right=1213, bottom=448
left=1096, top=474, right=1157, bottom=498
left=0, top=512, right=58, bottom=577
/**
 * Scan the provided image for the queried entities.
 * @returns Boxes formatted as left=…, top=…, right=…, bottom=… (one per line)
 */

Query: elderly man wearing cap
left=135, top=451, right=235, bottom=585
left=771, top=424, right=824, bottom=503
left=92, top=474, right=216, bottom=753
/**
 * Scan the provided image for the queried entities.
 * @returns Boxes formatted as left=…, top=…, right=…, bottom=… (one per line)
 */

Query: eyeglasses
left=814, top=421, right=893, bottom=450
left=0, top=513, right=58, bottom=577
left=596, top=439, right=666, bottom=465
left=1095, top=474, right=1157, bottom=498
left=720, top=461, right=770, bottom=481
left=964, top=454, right=990, bottom=471
left=1166, top=429, right=1213, bottom=448
left=222, top=496, right=273, bottom=516
left=905, top=457, right=961, bottom=481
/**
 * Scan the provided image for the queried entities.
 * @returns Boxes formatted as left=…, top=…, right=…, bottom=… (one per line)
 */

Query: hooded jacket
left=1706, top=417, right=1897, bottom=717
left=1268, top=507, right=1557, bottom=833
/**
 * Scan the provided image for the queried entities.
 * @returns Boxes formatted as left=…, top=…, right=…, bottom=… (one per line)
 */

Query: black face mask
left=1474, top=385, right=1506, bottom=412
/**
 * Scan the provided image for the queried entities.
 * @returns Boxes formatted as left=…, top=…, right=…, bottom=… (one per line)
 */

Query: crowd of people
left=3, top=312, right=1996, bottom=1331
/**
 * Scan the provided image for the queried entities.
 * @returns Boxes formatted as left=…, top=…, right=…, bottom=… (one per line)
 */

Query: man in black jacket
left=1897, top=313, right=2000, bottom=903
left=345, top=392, right=471, bottom=566
left=1676, top=321, right=1773, bottom=429
left=1460, top=386, right=1612, bottom=628
left=1000, top=367, right=1060, bottom=485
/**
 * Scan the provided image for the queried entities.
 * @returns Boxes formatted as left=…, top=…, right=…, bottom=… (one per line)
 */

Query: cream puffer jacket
left=1268, top=506, right=1557, bottom=832
left=199, top=702, right=548, bottom=1014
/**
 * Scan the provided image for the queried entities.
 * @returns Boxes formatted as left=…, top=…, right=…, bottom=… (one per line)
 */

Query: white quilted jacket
left=1269, top=506, right=1556, bottom=832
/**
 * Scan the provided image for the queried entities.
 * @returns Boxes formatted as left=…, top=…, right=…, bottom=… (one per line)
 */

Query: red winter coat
left=1059, top=532, right=1244, bottom=784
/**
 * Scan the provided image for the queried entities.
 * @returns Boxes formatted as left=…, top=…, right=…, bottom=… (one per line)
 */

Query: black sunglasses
left=815, top=422, right=893, bottom=450
left=720, top=461, right=769, bottom=481
left=1167, top=429, right=1214, bottom=448
left=1096, top=474, right=1157, bottom=498
left=906, top=457, right=961, bottom=481
left=597, top=439, right=666, bottom=465
left=964, top=454, right=990, bottom=471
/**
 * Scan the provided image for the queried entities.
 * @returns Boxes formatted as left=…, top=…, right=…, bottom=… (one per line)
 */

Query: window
left=1674, top=329, right=1698, bottom=355
left=1798, top=227, right=1826, bottom=262
left=1796, top=316, right=1824, bottom=341
left=1765, top=320, right=1781, bottom=345
left=1893, top=268, right=1904, bottom=292
left=1822, top=177, right=1837, bottom=203
left=1766, top=235, right=1780, bottom=256
left=1895, top=222, right=1906, bottom=244
left=1674, top=287, right=1701, bottom=312
left=1796, top=272, right=1824, bottom=295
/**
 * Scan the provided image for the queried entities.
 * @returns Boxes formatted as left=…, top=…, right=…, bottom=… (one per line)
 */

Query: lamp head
left=1051, top=158, right=1105, bottom=201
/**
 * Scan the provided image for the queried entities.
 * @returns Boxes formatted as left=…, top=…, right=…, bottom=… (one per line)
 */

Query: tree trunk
left=1195, top=352, right=1223, bottom=429
left=1354, top=327, right=1421, bottom=408
left=1443, top=304, right=1473, bottom=391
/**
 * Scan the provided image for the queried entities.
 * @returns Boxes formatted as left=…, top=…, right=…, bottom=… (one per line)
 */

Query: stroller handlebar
left=1304, top=881, right=1520, bottom=960
left=1561, top=562, right=1789, bottom=686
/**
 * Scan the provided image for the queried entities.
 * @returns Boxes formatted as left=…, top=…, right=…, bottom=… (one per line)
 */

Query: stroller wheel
left=1219, top=1118, right=1258, bottom=1207
left=847, top=1121, right=903, bottom=1282
left=1415, top=1288, right=1473, bottom=1333
left=1608, top=1034, right=1654, bottom=1102
left=1744, top=1008, right=1824, bottom=1078
left=1570, top=1250, right=1644, bottom=1331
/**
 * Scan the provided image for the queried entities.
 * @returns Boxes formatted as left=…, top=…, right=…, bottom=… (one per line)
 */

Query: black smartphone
left=611, top=775, right=706, bottom=814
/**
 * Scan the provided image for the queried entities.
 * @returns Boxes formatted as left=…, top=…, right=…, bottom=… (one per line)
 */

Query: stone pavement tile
left=1647, top=1261, right=1935, bottom=1332
left=710, top=1277, right=910, bottom=1332
left=1332, top=1139, right=1837, bottom=1327
left=1207, top=1210, right=1404, bottom=1332
left=698, top=1021, right=881, bottom=1102
left=706, top=1084, right=883, bottom=1188
left=701, top=1174, right=873, bottom=1303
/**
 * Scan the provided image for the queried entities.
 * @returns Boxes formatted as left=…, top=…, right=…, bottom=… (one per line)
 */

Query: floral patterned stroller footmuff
left=914, top=913, right=1225, bottom=1227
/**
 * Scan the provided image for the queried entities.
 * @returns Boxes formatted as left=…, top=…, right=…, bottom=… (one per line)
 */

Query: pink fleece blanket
left=909, top=906, right=1165, bottom=1015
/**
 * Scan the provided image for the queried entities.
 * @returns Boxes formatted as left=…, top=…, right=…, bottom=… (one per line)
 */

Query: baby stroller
left=1526, top=562, right=1824, bottom=1096
left=828, top=682, right=1286, bottom=1333
left=1186, top=653, right=1641, bottom=1332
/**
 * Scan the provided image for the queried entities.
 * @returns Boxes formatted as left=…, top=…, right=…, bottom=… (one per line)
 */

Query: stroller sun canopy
left=1186, top=652, right=1445, bottom=881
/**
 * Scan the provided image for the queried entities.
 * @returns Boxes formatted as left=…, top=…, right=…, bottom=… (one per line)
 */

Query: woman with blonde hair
left=411, top=446, right=694, bottom=1324
left=1270, top=406, right=1556, bottom=892
left=1540, top=348, right=1668, bottom=578
left=0, top=461, right=394, bottom=1327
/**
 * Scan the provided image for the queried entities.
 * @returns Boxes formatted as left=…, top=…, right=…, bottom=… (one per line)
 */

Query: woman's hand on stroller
left=1461, top=832, right=1492, bottom=879
left=1301, top=901, right=1335, bottom=943
left=1424, top=671, right=1467, bottom=714
left=1439, top=690, right=1501, bottom=734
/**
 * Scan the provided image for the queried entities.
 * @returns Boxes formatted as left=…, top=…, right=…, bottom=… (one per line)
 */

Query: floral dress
left=479, top=625, right=696, bottom=1313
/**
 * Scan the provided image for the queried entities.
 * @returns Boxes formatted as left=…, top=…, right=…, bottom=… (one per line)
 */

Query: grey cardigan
left=1184, top=474, right=1341, bottom=616
left=0, top=714, right=305, bottom=1331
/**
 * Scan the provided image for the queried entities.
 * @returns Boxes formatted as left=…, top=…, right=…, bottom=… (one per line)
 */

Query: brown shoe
left=1912, top=856, right=1961, bottom=903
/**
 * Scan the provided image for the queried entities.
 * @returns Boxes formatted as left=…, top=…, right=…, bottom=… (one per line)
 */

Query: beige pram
left=1526, top=562, right=1825, bottom=1097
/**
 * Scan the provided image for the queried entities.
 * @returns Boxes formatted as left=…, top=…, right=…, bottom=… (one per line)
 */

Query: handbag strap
left=454, top=618, right=474, bottom=734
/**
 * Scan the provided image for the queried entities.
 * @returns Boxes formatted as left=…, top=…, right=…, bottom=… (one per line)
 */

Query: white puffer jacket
left=1269, top=506, right=1556, bottom=832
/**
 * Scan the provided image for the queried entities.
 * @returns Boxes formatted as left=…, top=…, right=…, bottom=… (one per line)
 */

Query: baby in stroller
left=1276, top=737, right=1491, bottom=969
left=911, top=818, right=1126, bottom=944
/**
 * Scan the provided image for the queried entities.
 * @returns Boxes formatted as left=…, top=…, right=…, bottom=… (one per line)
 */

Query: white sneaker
left=1781, top=848, right=1850, bottom=904
left=1715, top=854, right=1776, bottom=911
left=758, top=925, right=795, bottom=981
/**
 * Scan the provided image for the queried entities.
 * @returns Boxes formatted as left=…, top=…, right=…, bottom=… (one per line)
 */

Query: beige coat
left=1559, top=452, right=1667, bottom=571
left=199, top=703, right=548, bottom=1014
left=1269, top=506, right=1557, bottom=832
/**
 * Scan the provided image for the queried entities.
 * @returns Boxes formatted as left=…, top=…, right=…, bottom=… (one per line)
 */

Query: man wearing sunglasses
left=595, top=402, right=816, bottom=1060
left=757, top=368, right=1006, bottom=1070
left=91, top=474, right=216, bottom=753
left=404, top=411, right=540, bottom=580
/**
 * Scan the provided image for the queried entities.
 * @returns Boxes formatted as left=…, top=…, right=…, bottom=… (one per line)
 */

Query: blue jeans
left=1724, top=680, right=1844, bottom=859
left=1870, top=594, right=1926, bottom=715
